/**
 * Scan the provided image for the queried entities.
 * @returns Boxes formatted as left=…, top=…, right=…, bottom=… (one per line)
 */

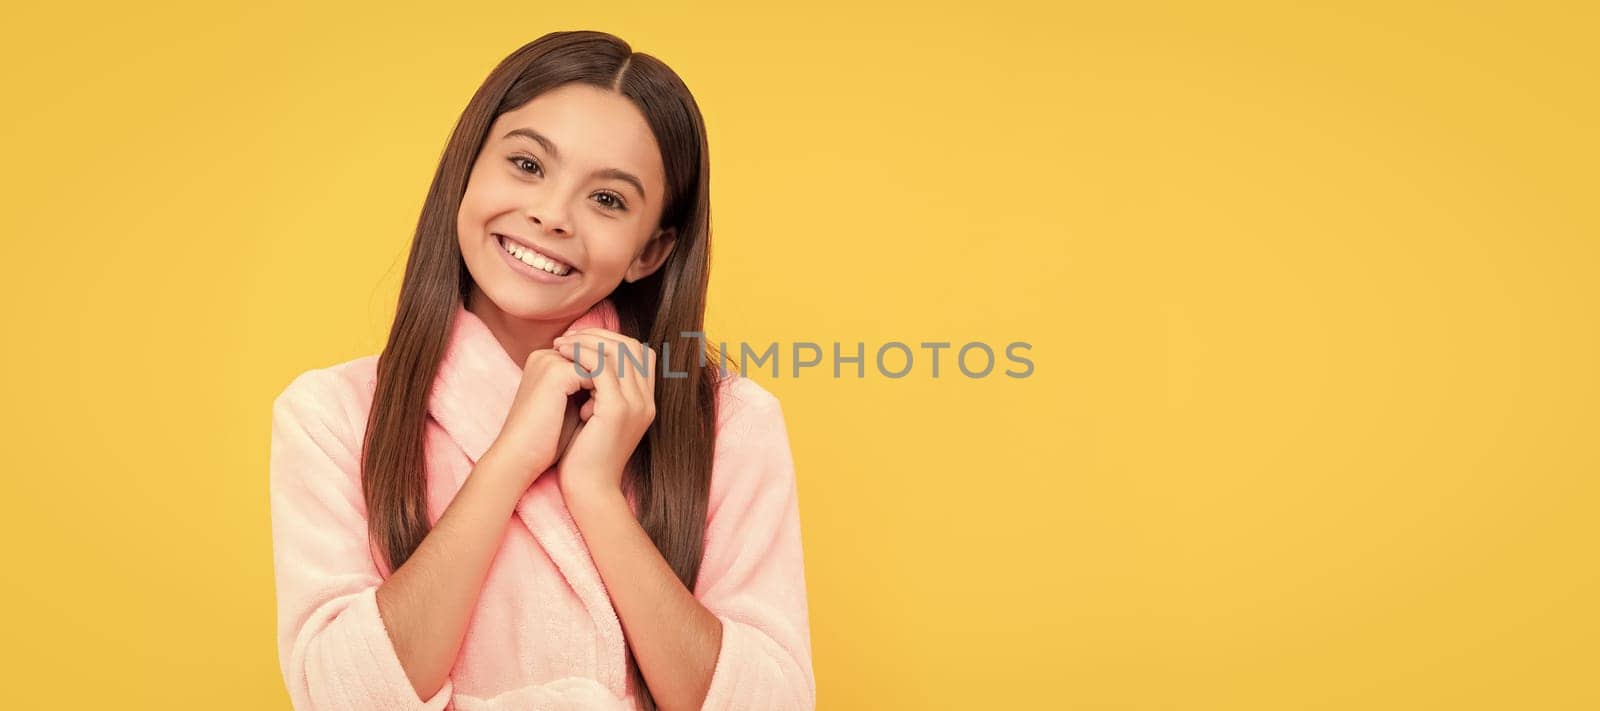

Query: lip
left=494, top=233, right=579, bottom=284
left=496, top=233, right=576, bottom=270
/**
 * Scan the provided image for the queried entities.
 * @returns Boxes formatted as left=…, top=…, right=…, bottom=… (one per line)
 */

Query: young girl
left=269, top=31, right=815, bottom=711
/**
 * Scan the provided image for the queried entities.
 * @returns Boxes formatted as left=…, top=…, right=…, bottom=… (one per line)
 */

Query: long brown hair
left=360, top=31, right=721, bottom=710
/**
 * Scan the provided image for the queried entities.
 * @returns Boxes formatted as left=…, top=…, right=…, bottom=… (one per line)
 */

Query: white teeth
left=499, top=235, right=571, bottom=276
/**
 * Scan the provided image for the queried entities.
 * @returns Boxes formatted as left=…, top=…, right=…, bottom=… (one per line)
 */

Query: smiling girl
left=269, top=31, right=814, bottom=711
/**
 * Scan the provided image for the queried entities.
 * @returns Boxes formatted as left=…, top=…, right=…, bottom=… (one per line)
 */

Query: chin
left=480, top=280, right=569, bottom=320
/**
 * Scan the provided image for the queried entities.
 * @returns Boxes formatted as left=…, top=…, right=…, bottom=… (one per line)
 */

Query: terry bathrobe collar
left=421, top=296, right=632, bottom=696
left=427, top=297, right=621, bottom=467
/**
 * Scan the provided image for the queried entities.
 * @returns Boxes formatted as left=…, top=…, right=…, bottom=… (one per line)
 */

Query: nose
left=524, top=191, right=573, bottom=237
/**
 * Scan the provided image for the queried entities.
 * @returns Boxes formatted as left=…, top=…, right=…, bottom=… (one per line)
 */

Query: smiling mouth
left=495, top=234, right=576, bottom=276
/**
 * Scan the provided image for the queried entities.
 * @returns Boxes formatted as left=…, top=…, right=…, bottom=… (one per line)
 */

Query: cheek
left=455, top=201, right=481, bottom=251
left=456, top=187, right=506, bottom=257
left=459, top=180, right=498, bottom=221
left=459, top=163, right=517, bottom=218
left=582, top=225, right=646, bottom=272
left=456, top=184, right=484, bottom=233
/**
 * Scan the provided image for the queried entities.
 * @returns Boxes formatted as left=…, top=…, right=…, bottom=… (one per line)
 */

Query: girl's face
left=457, top=82, right=675, bottom=322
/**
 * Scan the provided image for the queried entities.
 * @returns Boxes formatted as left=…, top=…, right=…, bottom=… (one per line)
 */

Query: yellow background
left=2, top=1, right=1595, bottom=708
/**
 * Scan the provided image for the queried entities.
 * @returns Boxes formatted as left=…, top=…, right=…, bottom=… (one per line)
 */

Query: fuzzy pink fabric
left=269, top=298, right=815, bottom=710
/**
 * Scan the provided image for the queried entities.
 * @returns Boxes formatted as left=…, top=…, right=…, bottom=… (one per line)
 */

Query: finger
left=570, top=327, right=648, bottom=387
left=531, top=348, right=586, bottom=397
left=622, top=341, right=652, bottom=408
left=554, top=334, right=608, bottom=382
left=574, top=332, right=637, bottom=408
left=603, top=335, right=638, bottom=410
left=563, top=329, right=641, bottom=358
left=556, top=334, right=622, bottom=406
left=556, top=396, right=581, bottom=457
left=642, top=344, right=657, bottom=410
left=558, top=333, right=648, bottom=412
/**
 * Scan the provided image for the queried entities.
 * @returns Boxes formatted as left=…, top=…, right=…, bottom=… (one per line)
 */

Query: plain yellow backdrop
left=1, top=1, right=1595, bottom=708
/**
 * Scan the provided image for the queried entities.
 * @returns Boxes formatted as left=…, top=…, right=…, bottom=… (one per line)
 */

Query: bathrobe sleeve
left=269, top=370, right=455, bottom=711
left=695, top=379, right=818, bottom=711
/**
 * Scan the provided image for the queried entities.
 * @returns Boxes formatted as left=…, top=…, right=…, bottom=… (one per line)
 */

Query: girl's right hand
left=484, top=347, right=588, bottom=486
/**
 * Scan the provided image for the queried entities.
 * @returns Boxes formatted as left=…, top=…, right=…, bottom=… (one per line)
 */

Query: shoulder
left=271, top=354, right=382, bottom=447
left=706, top=372, right=796, bottom=510
left=712, top=371, right=786, bottom=446
left=269, top=356, right=385, bottom=528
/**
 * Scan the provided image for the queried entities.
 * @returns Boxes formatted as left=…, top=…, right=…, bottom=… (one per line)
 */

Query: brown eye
left=508, top=156, right=541, bottom=176
left=593, top=191, right=627, bottom=211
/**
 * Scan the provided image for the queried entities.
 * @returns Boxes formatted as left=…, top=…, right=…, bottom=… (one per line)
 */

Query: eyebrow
left=502, top=127, right=648, bottom=203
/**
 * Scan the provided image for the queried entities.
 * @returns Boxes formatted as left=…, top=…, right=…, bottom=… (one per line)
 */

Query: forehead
left=491, top=83, right=664, bottom=187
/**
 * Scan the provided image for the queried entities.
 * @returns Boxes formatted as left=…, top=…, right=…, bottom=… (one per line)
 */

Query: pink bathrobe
left=269, top=298, right=815, bottom=710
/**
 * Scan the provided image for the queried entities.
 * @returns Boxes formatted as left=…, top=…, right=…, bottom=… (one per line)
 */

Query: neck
left=465, top=286, right=571, bottom=368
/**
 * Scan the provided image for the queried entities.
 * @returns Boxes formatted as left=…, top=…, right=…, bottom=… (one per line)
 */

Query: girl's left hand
left=550, top=328, right=657, bottom=501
